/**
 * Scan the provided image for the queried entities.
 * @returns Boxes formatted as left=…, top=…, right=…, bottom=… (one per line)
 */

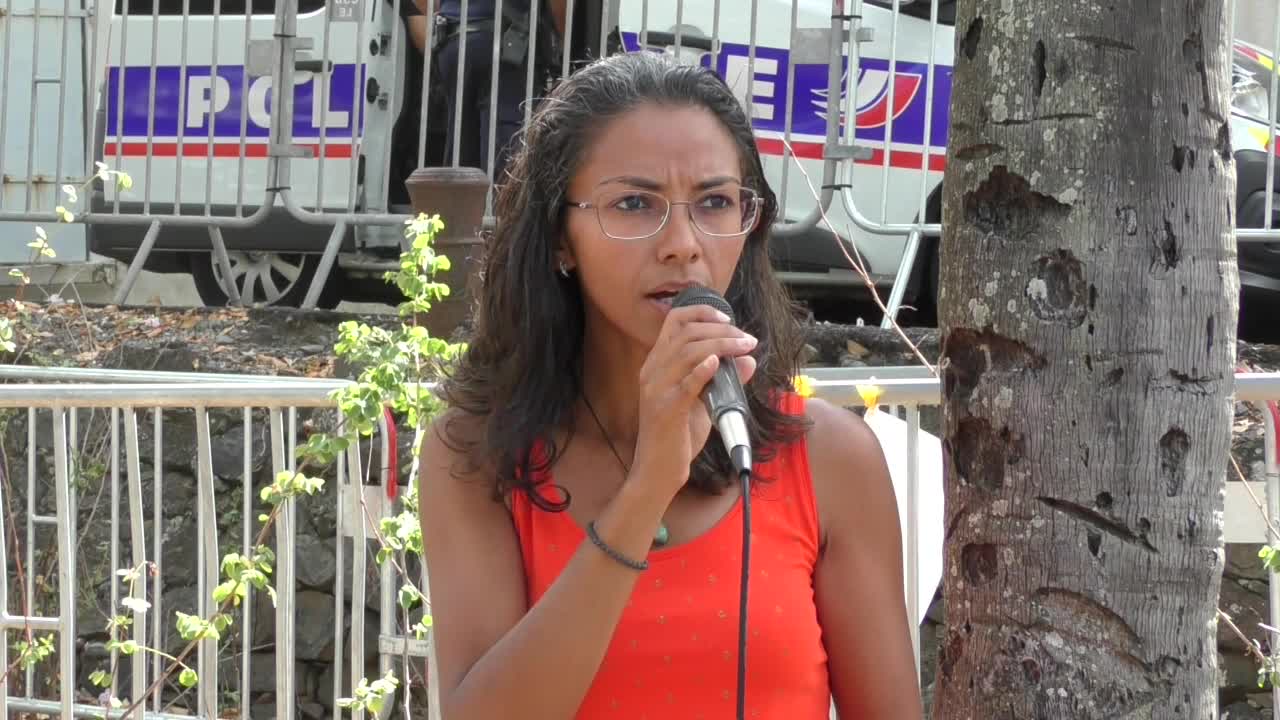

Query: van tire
left=189, top=251, right=341, bottom=309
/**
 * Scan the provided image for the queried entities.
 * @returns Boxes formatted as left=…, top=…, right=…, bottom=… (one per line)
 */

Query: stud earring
left=558, top=260, right=570, bottom=277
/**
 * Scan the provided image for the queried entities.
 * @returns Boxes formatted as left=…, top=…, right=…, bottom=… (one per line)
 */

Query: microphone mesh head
left=671, top=285, right=735, bottom=324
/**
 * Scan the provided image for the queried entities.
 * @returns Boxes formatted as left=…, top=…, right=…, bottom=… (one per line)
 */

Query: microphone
left=672, top=284, right=754, bottom=720
left=671, top=285, right=753, bottom=477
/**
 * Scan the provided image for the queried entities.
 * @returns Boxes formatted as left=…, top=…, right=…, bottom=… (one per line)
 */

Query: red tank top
left=510, top=392, right=832, bottom=719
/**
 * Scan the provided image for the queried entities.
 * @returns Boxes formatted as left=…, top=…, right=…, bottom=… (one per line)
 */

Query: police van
left=76, top=0, right=955, bottom=310
left=35, top=0, right=1280, bottom=314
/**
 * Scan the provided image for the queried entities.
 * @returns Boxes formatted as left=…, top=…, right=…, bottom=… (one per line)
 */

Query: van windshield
left=865, top=0, right=956, bottom=26
left=1234, top=46, right=1280, bottom=125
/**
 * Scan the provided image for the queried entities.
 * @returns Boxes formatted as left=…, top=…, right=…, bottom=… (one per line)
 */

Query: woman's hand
left=631, top=303, right=757, bottom=496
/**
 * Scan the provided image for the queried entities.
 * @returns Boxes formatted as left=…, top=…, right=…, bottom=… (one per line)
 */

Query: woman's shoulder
left=797, top=396, right=887, bottom=484
left=799, top=396, right=879, bottom=451
left=424, top=406, right=484, bottom=468
left=421, top=407, right=507, bottom=508
left=796, top=397, right=898, bottom=549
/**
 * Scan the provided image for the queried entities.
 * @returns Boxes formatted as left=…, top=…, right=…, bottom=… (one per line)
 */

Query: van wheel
left=189, top=251, right=341, bottom=309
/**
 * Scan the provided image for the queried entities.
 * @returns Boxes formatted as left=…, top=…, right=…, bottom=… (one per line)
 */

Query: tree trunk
left=933, top=2, right=1239, bottom=718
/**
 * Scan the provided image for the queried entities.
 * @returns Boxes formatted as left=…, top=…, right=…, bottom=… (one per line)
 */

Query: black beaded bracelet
left=585, top=521, right=649, bottom=571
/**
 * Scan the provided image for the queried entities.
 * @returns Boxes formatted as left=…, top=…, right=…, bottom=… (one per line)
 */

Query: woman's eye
left=612, top=194, right=653, bottom=212
left=698, top=193, right=735, bottom=210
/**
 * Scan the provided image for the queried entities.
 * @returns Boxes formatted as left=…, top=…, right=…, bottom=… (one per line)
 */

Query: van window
left=115, top=0, right=326, bottom=17
left=866, top=0, right=956, bottom=26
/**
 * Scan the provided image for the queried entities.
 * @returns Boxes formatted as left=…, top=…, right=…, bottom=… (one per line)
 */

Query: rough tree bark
left=933, top=1, right=1239, bottom=718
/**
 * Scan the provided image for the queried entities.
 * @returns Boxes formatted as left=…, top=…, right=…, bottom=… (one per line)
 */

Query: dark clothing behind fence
left=432, top=0, right=547, bottom=184
left=436, top=0, right=500, bottom=20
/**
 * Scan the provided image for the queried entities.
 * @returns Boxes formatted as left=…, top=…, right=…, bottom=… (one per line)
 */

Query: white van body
left=2, top=1, right=1277, bottom=311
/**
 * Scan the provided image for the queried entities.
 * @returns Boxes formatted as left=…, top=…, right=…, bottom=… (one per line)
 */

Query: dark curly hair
left=437, top=50, right=811, bottom=509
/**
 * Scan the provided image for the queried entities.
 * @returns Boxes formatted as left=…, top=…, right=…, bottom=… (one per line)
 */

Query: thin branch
left=1220, top=608, right=1270, bottom=667
left=1232, top=453, right=1280, bottom=543
left=118, top=491, right=292, bottom=719
left=778, top=138, right=937, bottom=375
left=63, top=280, right=102, bottom=353
left=0, top=431, right=39, bottom=690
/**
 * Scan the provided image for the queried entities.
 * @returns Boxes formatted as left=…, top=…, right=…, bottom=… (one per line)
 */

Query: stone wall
left=1, top=302, right=1277, bottom=718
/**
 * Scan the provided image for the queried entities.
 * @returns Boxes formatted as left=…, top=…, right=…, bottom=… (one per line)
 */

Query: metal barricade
left=1, top=0, right=1278, bottom=315
left=0, top=366, right=425, bottom=720
left=2, top=363, right=1278, bottom=718
left=0, top=0, right=871, bottom=311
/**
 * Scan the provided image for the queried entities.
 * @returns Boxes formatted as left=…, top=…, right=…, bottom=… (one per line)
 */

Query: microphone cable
left=735, top=466, right=752, bottom=720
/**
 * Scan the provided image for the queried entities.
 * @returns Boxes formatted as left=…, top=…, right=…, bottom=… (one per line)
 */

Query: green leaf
left=175, top=611, right=219, bottom=642
left=221, top=553, right=246, bottom=576
left=254, top=545, right=276, bottom=570
left=244, top=570, right=270, bottom=591
left=1260, top=545, right=1280, bottom=573
left=213, top=579, right=246, bottom=606
left=398, top=583, right=422, bottom=610
left=89, top=669, right=110, bottom=687
left=179, top=668, right=199, bottom=687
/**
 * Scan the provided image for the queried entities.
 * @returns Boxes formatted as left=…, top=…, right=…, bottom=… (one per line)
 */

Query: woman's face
left=561, top=102, right=755, bottom=350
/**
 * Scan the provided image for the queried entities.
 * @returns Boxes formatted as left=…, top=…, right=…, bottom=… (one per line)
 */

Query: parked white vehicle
left=1, top=0, right=1276, bottom=315
left=617, top=0, right=956, bottom=321
left=76, top=0, right=959, bottom=311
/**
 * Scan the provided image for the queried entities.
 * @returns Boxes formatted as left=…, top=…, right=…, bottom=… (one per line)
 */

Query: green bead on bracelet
left=653, top=522, right=670, bottom=548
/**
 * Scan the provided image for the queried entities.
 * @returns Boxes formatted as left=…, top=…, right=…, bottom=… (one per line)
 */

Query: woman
left=419, top=50, right=922, bottom=719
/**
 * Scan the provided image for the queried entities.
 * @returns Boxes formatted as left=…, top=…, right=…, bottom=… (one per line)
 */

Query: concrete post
left=404, top=167, right=491, bottom=339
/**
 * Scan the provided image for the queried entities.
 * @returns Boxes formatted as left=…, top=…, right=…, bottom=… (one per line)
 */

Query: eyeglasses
left=565, top=186, right=763, bottom=241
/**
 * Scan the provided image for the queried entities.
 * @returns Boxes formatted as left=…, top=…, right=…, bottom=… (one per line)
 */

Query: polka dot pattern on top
left=510, top=392, right=831, bottom=719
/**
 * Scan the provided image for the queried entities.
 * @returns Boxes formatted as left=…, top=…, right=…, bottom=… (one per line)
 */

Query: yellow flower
left=856, top=381, right=883, bottom=414
left=792, top=374, right=815, bottom=399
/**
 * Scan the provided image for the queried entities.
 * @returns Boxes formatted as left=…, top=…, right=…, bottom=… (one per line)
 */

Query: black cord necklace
left=582, top=394, right=671, bottom=548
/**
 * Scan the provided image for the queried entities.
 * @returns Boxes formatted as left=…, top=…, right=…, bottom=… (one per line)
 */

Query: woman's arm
left=405, top=14, right=428, bottom=53
left=418, top=415, right=673, bottom=720
left=546, top=0, right=567, bottom=36
left=806, top=398, right=924, bottom=719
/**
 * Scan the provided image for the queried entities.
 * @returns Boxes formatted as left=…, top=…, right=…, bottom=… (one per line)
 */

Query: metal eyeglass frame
left=564, top=187, right=764, bottom=241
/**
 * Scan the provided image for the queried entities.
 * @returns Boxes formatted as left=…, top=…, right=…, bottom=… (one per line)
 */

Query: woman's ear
left=556, top=245, right=577, bottom=277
